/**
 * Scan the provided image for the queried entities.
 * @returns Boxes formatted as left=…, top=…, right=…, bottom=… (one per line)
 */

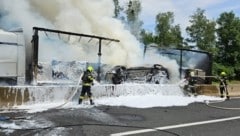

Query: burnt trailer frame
left=30, top=27, right=120, bottom=83
left=177, top=48, right=213, bottom=82
left=163, top=48, right=213, bottom=84
left=143, top=45, right=213, bottom=84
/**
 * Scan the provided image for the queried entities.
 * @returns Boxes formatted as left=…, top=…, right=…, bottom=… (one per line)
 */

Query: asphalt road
left=1, top=98, right=240, bottom=136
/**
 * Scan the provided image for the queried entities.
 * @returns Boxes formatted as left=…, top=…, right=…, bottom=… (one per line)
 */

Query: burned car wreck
left=105, top=64, right=169, bottom=84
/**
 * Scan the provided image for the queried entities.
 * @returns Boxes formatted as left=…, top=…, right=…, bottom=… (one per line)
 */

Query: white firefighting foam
left=0, top=83, right=220, bottom=113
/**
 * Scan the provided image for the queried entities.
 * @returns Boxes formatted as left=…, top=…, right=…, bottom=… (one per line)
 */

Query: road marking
left=111, top=116, right=240, bottom=136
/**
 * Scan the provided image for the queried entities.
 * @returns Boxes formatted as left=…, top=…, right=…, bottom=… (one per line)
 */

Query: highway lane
left=1, top=99, right=240, bottom=136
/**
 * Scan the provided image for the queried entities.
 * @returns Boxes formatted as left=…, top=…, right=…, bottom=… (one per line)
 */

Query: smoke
left=144, top=44, right=180, bottom=82
left=0, top=0, right=142, bottom=66
left=0, top=0, right=181, bottom=82
left=0, top=0, right=53, bottom=40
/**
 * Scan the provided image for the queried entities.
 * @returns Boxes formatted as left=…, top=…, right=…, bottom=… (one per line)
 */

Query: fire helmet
left=87, top=66, right=94, bottom=72
left=220, top=71, right=226, bottom=76
left=190, top=71, right=195, bottom=76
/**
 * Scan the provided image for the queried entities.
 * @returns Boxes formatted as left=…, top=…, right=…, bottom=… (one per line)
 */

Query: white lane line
left=111, top=116, right=240, bottom=136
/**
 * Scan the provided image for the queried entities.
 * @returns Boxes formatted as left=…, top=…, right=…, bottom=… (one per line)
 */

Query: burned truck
left=0, top=27, right=121, bottom=85
left=0, top=27, right=170, bottom=86
left=0, top=27, right=210, bottom=86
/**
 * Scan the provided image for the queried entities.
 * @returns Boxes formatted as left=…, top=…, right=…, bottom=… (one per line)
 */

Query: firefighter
left=219, top=71, right=229, bottom=99
left=112, top=68, right=124, bottom=84
left=79, top=66, right=95, bottom=105
left=188, top=71, right=197, bottom=95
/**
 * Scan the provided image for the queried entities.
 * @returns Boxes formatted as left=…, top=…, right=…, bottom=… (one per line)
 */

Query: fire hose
left=205, top=97, right=240, bottom=110
left=50, top=73, right=84, bottom=109
left=193, top=75, right=240, bottom=110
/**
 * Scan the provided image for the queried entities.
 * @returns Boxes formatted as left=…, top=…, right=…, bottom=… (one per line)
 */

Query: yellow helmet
left=190, top=71, right=195, bottom=77
left=87, top=66, right=94, bottom=72
left=220, top=71, right=226, bottom=76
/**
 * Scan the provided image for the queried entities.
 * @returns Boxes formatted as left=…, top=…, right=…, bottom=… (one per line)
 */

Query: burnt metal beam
left=32, top=29, right=39, bottom=84
left=32, top=27, right=120, bottom=83
left=33, top=27, right=120, bottom=42
left=0, top=42, right=18, bottom=46
left=97, top=39, right=102, bottom=81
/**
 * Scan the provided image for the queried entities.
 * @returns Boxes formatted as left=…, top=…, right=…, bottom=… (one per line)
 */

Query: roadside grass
left=229, top=80, right=240, bottom=84
left=212, top=80, right=240, bottom=85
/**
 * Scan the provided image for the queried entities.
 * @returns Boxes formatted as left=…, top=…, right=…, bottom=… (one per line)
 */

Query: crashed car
left=105, top=64, right=169, bottom=84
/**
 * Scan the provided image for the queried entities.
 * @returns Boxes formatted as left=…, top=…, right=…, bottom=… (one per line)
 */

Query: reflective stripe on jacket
left=82, top=72, right=94, bottom=86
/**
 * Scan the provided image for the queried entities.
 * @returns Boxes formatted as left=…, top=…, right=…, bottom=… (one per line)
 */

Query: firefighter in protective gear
left=219, top=71, right=229, bottom=99
left=187, top=71, right=197, bottom=95
left=79, top=66, right=95, bottom=105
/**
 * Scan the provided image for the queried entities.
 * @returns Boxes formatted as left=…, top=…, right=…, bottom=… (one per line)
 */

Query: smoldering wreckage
left=0, top=27, right=213, bottom=108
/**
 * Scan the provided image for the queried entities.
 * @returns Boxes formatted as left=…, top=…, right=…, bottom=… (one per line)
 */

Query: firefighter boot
left=78, top=98, right=83, bottom=104
left=226, top=95, right=230, bottom=100
left=220, top=93, right=224, bottom=98
left=90, top=99, right=94, bottom=105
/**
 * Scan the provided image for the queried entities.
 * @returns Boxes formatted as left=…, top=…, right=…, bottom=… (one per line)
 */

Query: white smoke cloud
left=31, top=0, right=144, bottom=66
left=0, top=0, right=53, bottom=39
left=143, top=44, right=180, bottom=83
left=0, top=0, right=182, bottom=82
left=0, top=0, right=143, bottom=66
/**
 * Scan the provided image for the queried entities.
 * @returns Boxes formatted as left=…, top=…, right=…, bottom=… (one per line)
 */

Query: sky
left=120, top=0, right=240, bottom=35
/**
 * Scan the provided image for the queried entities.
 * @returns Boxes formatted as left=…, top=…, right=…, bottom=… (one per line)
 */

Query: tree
left=155, top=12, right=183, bottom=48
left=186, top=8, right=216, bottom=52
left=170, top=25, right=183, bottom=48
left=140, top=29, right=156, bottom=45
left=125, top=0, right=143, bottom=40
left=113, top=0, right=121, bottom=18
left=216, top=11, right=240, bottom=79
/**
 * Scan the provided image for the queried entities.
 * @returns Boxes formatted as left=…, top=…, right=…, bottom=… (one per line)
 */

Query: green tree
left=186, top=8, right=216, bottom=52
left=140, top=29, right=156, bottom=45
left=216, top=11, right=240, bottom=79
left=155, top=12, right=183, bottom=48
left=125, top=0, right=143, bottom=40
left=170, top=25, right=183, bottom=48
